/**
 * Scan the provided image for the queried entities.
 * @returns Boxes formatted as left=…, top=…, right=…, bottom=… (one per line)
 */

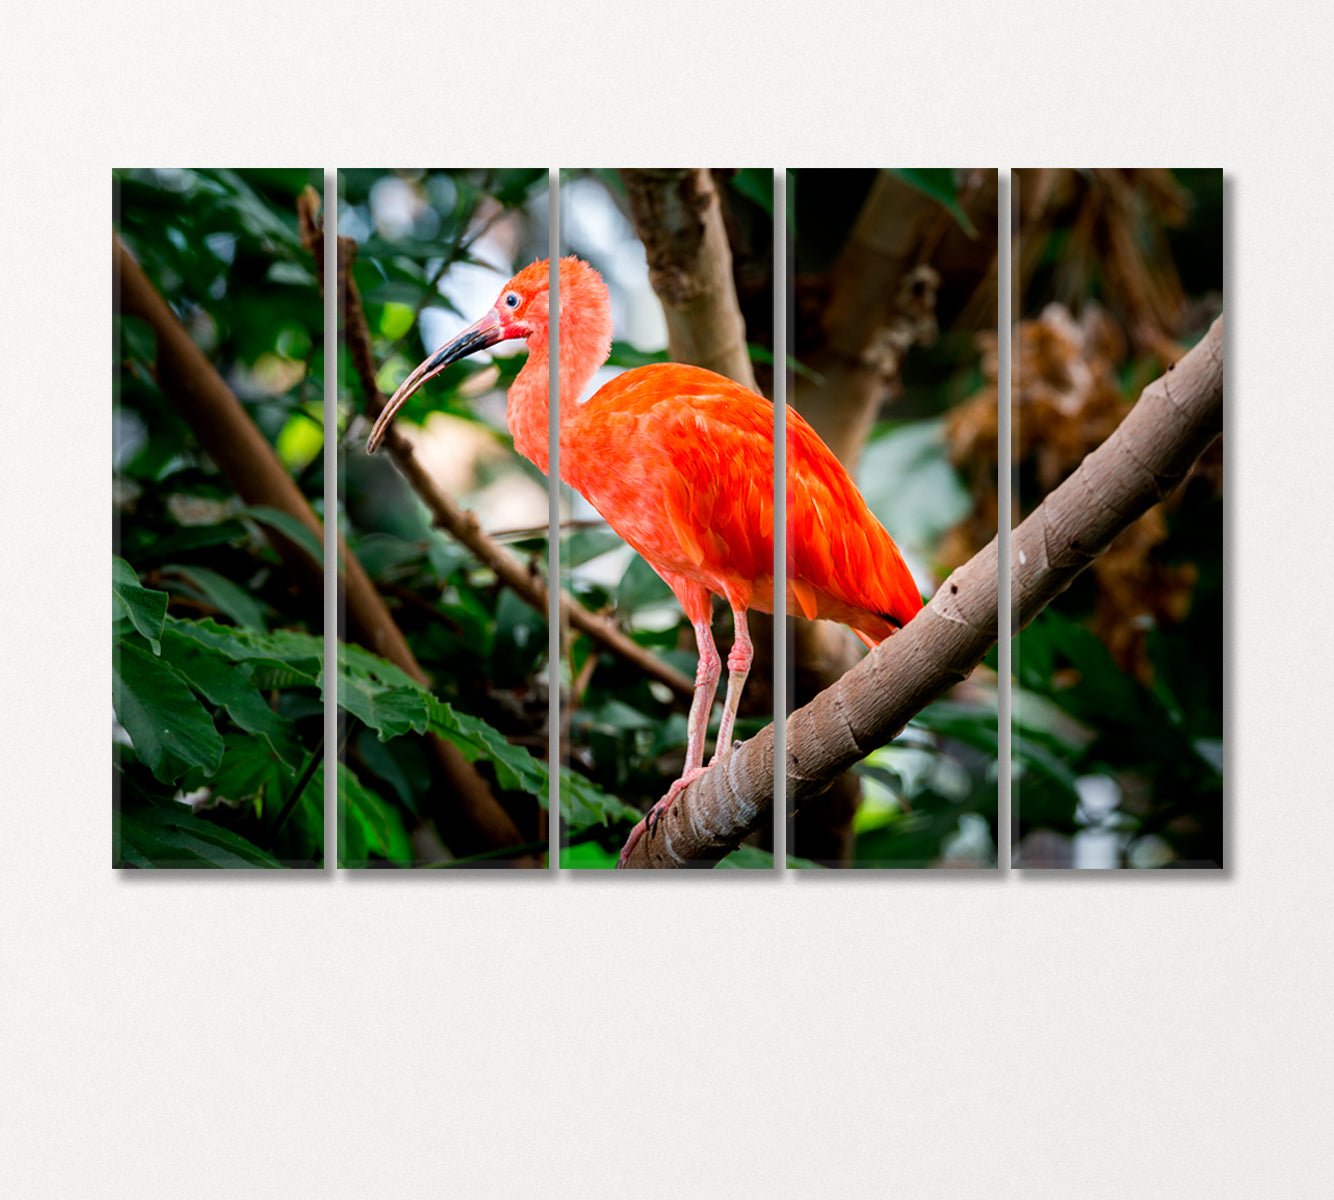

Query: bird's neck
left=507, top=315, right=607, bottom=477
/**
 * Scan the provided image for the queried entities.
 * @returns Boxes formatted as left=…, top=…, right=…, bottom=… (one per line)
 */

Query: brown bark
left=786, top=624, right=861, bottom=864
left=116, top=227, right=528, bottom=861
left=619, top=316, right=1224, bottom=867
left=619, top=169, right=758, bottom=390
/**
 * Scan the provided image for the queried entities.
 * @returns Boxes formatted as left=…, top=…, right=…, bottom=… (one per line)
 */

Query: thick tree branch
left=619, top=316, right=1224, bottom=867
left=619, top=169, right=758, bottom=390
left=334, top=233, right=694, bottom=702
left=117, top=224, right=526, bottom=860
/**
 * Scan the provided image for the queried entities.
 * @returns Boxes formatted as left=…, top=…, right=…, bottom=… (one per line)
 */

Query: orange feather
left=367, top=256, right=923, bottom=862
left=562, top=362, right=922, bottom=640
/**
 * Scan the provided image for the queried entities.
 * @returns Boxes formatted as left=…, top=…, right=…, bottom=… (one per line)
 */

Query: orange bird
left=367, top=257, right=923, bottom=865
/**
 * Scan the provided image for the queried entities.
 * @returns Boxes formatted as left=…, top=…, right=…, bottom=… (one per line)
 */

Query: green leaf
left=200, top=731, right=294, bottom=808
left=428, top=537, right=471, bottom=582
left=336, top=641, right=423, bottom=691
left=354, top=728, right=423, bottom=811
left=118, top=799, right=283, bottom=868
left=1012, top=733, right=1082, bottom=801
left=492, top=168, right=547, bottom=208
left=729, top=169, right=775, bottom=215
left=112, top=558, right=167, bottom=653
left=559, top=767, right=643, bottom=828
left=165, top=615, right=323, bottom=683
left=117, top=314, right=158, bottom=367
left=339, top=762, right=412, bottom=866
left=616, top=552, right=676, bottom=615
left=201, top=168, right=304, bottom=255
left=427, top=696, right=547, bottom=798
left=160, top=628, right=303, bottom=771
left=1017, top=610, right=1143, bottom=726
left=336, top=643, right=639, bottom=822
left=912, top=700, right=1000, bottom=754
left=275, top=759, right=325, bottom=860
left=336, top=645, right=431, bottom=740
left=559, top=838, right=618, bottom=868
left=338, top=676, right=430, bottom=742
left=352, top=532, right=425, bottom=580
left=589, top=699, right=657, bottom=733
left=888, top=168, right=977, bottom=236
left=785, top=853, right=826, bottom=869
left=240, top=505, right=325, bottom=566
left=162, top=564, right=269, bottom=631
left=114, top=642, right=224, bottom=784
left=717, top=844, right=775, bottom=869
left=493, top=587, right=547, bottom=677
left=136, top=520, right=251, bottom=563
left=267, top=262, right=317, bottom=287
left=604, top=340, right=668, bottom=370
left=563, top=526, right=627, bottom=568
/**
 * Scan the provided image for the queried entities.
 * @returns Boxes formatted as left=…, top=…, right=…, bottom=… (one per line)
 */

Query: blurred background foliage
left=337, top=169, right=566, bottom=866
left=113, top=168, right=325, bottom=867
left=789, top=168, right=1001, bottom=868
left=1012, top=168, right=1224, bottom=868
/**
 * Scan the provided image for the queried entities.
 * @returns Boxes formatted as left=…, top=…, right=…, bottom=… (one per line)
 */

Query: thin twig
left=267, top=735, right=324, bottom=845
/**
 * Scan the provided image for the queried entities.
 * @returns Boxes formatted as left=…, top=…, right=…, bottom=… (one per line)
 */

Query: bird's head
left=366, top=256, right=611, bottom=453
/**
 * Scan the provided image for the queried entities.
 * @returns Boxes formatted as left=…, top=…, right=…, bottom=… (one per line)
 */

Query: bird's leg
left=617, top=617, right=720, bottom=867
left=712, top=607, right=752, bottom=762
left=681, top=617, right=722, bottom=776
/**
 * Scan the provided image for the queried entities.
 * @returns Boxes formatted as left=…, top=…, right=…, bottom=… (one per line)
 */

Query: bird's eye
left=505, top=292, right=520, bottom=309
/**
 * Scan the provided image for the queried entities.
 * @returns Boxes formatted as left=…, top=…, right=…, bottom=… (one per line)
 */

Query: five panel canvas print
left=112, top=168, right=1222, bottom=871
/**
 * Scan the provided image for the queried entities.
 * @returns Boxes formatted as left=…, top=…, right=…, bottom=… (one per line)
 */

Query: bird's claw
left=615, top=767, right=707, bottom=868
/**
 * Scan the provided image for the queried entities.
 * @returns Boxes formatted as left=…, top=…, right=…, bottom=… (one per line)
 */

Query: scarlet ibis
left=367, top=257, right=923, bottom=866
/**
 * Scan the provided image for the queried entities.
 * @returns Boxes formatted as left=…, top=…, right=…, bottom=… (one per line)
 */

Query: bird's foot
left=616, top=767, right=707, bottom=868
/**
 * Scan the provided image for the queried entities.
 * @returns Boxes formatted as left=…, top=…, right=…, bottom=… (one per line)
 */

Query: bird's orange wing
left=786, top=407, right=922, bottom=645
left=565, top=363, right=920, bottom=644
left=564, top=364, right=777, bottom=616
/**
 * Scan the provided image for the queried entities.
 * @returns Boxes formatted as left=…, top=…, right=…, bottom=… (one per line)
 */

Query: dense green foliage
left=113, top=168, right=326, bottom=867
left=337, top=170, right=563, bottom=865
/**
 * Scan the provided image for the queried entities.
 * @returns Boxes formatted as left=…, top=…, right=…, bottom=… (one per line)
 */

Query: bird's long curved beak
left=366, top=308, right=506, bottom=454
